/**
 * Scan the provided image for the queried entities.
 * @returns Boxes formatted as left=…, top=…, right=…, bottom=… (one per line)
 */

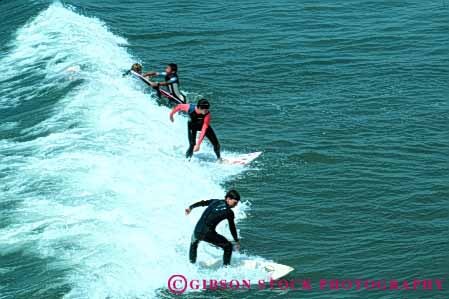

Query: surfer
left=124, top=63, right=184, bottom=105
left=170, top=99, right=221, bottom=161
left=143, top=63, right=186, bottom=103
left=130, top=63, right=142, bottom=74
left=185, top=190, right=241, bottom=266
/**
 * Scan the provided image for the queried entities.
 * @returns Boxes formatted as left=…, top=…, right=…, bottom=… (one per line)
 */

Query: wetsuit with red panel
left=170, top=103, right=221, bottom=159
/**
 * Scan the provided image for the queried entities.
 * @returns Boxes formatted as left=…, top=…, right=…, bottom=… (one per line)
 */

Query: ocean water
left=0, top=1, right=448, bottom=299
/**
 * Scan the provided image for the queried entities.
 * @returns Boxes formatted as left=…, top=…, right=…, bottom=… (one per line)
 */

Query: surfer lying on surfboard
left=185, top=190, right=241, bottom=266
left=170, top=99, right=222, bottom=161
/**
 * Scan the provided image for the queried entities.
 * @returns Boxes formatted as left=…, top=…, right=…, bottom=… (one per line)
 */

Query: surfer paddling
left=170, top=99, right=222, bottom=161
left=185, top=190, right=241, bottom=266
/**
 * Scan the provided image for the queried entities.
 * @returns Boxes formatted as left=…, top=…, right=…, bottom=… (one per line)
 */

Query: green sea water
left=0, top=1, right=448, bottom=298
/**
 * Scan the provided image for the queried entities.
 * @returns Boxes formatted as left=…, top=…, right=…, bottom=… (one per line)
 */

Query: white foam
left=0, top=3, right=266, bottom=298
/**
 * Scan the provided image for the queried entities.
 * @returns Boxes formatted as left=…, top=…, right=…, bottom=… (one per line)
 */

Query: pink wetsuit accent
left=170, top=104, right=211, bottom=146
left=197, top=114, right=210, bottom=145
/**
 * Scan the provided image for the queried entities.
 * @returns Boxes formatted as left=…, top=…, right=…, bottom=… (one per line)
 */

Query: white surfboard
left=222, top=151, right=262, bottom=165
left=200, top=259, right=294, bottom=280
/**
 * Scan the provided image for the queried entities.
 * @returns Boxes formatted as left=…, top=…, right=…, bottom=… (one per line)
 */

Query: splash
left=0, top=3, right=264, bottom=298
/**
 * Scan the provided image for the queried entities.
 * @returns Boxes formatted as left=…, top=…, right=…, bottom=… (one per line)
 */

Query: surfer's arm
left=196, top=114, right=211, bottom=146
left=142, top=71, right=158, bottom=77
left=185, top=200, right=212, bottom=215
left=227, top=213, right=239, bottom=242
left=156, top=81, right=168, bottom=86
left=170, top=104, right=190, bottom=121
left=188, top=200, right=212, bottom=210
left=144, top=71, right=167, bottom=77
left=157, top=76, right=177, bottom=86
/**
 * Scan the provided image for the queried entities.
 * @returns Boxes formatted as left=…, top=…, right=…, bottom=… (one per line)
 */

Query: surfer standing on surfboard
left=170, top=99, right=222, bottom=161
left=185, top=190, right=241, bottom=266
left=142, top=63, right=186, bottom=103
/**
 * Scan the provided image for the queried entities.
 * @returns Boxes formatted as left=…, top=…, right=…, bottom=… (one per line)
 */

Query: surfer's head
left=131, top=63, right=142, bottom=74
left=196, top=99, right=210, bottom=114
left=166, top=63, right=178, bottom=74
left=225, top=190, right=240, bottom=207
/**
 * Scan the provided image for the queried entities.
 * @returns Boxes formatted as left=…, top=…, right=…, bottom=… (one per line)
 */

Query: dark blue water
left=1, top=1, right=448, bottom=298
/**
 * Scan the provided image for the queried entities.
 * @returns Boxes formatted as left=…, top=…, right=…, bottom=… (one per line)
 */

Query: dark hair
left=197, top=99, right=210, bottom=109
left=168, top=63, right=178, bottom=72
left=226, top=190, right=240, bottom=201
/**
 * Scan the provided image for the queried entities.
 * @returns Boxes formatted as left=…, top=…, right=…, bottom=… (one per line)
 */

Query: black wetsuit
left=186, top=104, right=221, bottom=159
left=164, top=72, right=186, bottom=103
left=189, top=199, right=238, bottom=265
